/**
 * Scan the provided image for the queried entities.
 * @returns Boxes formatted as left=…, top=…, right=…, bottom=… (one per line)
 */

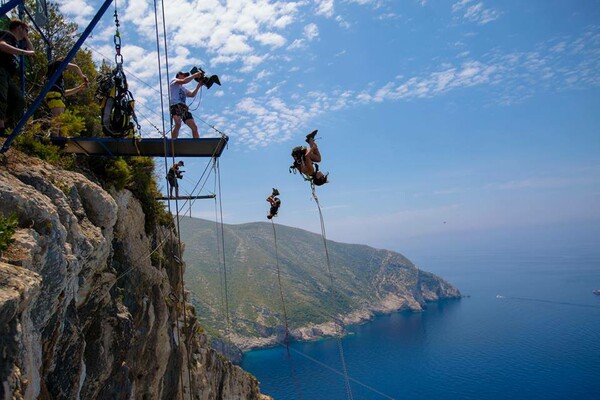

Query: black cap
left=177, top=71, right=190, bottom=77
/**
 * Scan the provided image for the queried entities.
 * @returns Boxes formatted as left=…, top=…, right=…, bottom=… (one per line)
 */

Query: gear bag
left=96, top=68, right=140, bottom=138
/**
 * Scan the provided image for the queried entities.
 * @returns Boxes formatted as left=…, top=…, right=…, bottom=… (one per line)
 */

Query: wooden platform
left=49, top=136, right=228, bottom=157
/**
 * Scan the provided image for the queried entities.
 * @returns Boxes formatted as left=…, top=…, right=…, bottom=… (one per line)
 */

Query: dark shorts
left=0, top=68, right=25, bottom=124
left=170, top=104, right=193, bottom=122
left=167, top=175, right=178, bottom=188
left=269, top=206, right=279, bottom=216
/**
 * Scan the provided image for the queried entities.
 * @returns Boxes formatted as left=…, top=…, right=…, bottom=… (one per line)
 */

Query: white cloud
left=452, top=0, right=501, bottom=25
left=304, top=23, right=319, bottom=41
left=484, top=177, right=600, bottom=191
left=287, top=38, right=307, bottom=50
left=335, top=15, right=351, bottom=29
left=62, top=1, right=599, bottom=150
left=59, top=0, right=94, bottom=25
left=256, top=32, right=287, bottom=48
left=315, top=0, right=334, bottom=17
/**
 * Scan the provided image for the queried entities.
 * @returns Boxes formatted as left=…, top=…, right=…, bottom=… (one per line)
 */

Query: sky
left=58, top=0, right=600, bottom=258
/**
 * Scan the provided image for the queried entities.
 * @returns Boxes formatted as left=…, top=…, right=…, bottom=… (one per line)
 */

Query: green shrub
left=126, top=157, right=172, bottom=233
left=14, top=131, right=75, bottom=169
left=52, top=110, right=86, bottom=138
left=105, top=158, right=131, bottom=191
left=0, top=213, right=18, bottom=256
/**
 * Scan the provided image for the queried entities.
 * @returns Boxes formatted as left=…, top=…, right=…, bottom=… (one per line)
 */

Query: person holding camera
left=167, top=160, right=185, bottom=198
left=169, top=69, right=205, bottom=139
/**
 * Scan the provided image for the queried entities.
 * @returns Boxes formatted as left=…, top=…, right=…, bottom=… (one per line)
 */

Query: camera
left=190, top=66, right=221, bottom=89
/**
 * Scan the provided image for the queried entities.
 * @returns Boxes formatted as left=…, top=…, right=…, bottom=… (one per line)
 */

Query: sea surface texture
left=242, top=249, right=600, bottom=399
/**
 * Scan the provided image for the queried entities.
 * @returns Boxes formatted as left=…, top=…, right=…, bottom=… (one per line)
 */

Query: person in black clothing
left=167, top=161, right=184, bottom=198
left=266, top=188, right=281, bottom=220
left=0, top=19, right=35, bottom=136
left=45, top=58, right=89, bottom=119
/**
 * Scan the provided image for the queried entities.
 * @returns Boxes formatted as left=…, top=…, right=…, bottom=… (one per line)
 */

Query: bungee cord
left=289, top=348, right=396, bottom=400
left=270, top=219, right=305, bottom=400
left=311, top=185, right=354, bottom=400
left=214, top=158, right=233, bottom=357
left=151, top=0, right=195, bottom=396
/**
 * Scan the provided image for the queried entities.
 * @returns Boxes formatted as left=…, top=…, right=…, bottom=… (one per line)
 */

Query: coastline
left=232, top=294, right=462, bottom=353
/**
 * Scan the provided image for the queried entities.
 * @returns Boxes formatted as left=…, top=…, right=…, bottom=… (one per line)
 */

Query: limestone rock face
left=0, top=153, right=269, bottom=400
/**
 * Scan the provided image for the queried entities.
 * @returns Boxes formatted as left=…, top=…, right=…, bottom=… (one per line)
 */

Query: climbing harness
left=289, top=145, right=325, bottom=185
left=96, top=2, right=140, bottom=138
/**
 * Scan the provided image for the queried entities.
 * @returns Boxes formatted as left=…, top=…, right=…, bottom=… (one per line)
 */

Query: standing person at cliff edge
left=0, top=19, right=35, bottom=137
left=169, top=69, right=205, bottom=139
left=45, top=58, right=89, bottom=118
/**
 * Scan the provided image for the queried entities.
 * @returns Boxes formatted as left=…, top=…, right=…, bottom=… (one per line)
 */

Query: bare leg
left=306, top=139, right=321, bottom=162
left=172, top=115, right=182, bottom=138
left=185, top=119, right=199, bottom=138
left=50, top=108, right=65, bottom=137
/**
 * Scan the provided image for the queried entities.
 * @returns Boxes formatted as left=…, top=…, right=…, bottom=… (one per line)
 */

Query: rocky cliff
left=0, top=151, right=269, bottom=399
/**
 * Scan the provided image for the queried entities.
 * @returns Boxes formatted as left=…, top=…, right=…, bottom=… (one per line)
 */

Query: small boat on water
left=593, top=289, right=600, bottom=295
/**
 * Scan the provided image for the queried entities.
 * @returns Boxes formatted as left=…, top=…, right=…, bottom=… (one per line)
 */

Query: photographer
left=167, top=161, right=185, bottom=198
left=169, top=70, right=205, bottom=138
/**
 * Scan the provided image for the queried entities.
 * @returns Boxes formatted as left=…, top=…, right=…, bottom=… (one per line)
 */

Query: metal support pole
left=0, top=0, right=22, bottom=17
left=1, top=0, right=115, bottom=155
left=18, top=2, right=24, bottom=95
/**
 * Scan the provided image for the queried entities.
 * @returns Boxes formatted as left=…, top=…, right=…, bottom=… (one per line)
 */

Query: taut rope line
left=311, top=185, right=354, bottom=400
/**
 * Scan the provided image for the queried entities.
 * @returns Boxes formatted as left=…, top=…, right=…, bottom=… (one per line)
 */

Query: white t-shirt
left=169, top=79, right=192, bottom=106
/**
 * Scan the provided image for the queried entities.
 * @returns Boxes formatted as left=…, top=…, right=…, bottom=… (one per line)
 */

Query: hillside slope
left=179, top=218, right=461, bottom=350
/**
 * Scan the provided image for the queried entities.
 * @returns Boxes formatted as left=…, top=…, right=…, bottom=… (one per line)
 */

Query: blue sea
left=241, top=247, right=600, bottom=400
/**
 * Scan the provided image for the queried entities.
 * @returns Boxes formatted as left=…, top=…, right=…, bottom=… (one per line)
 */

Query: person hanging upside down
left=169, top=69, right=205, bottom=139
left=290, top=130, right=329, bottom=186
left=266, top=188, right=281, bottom=219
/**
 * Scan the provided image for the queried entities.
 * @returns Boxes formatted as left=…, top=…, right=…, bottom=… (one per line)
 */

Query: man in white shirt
left=169, top=69, right=204, bottom=138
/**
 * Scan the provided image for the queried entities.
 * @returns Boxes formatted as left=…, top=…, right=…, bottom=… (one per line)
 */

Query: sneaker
left=272, top=188, right=280, bottom=196
left=305, top=129, right=318, bottom=143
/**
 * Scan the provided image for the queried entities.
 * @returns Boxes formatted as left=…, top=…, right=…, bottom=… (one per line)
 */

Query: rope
left=270, top=219, right=305, bottom=400
left=311, top=186, right=354, bottom=400
left=270, top=220, right=290, bottom=351
left=180, top=136, right=227, bottom=210
left=289, top=348, right=396, bottom=400
left=215, top=158, right=233, bottom=354
left=151, top=0, right=193, bottom=396
left=213, top=175, right=228, bottom=343
left=160, top=0, right=173, bottom=142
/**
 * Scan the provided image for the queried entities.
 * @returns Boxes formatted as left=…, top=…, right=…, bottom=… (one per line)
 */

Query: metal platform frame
left=49, top=136, right=228, bottom=158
